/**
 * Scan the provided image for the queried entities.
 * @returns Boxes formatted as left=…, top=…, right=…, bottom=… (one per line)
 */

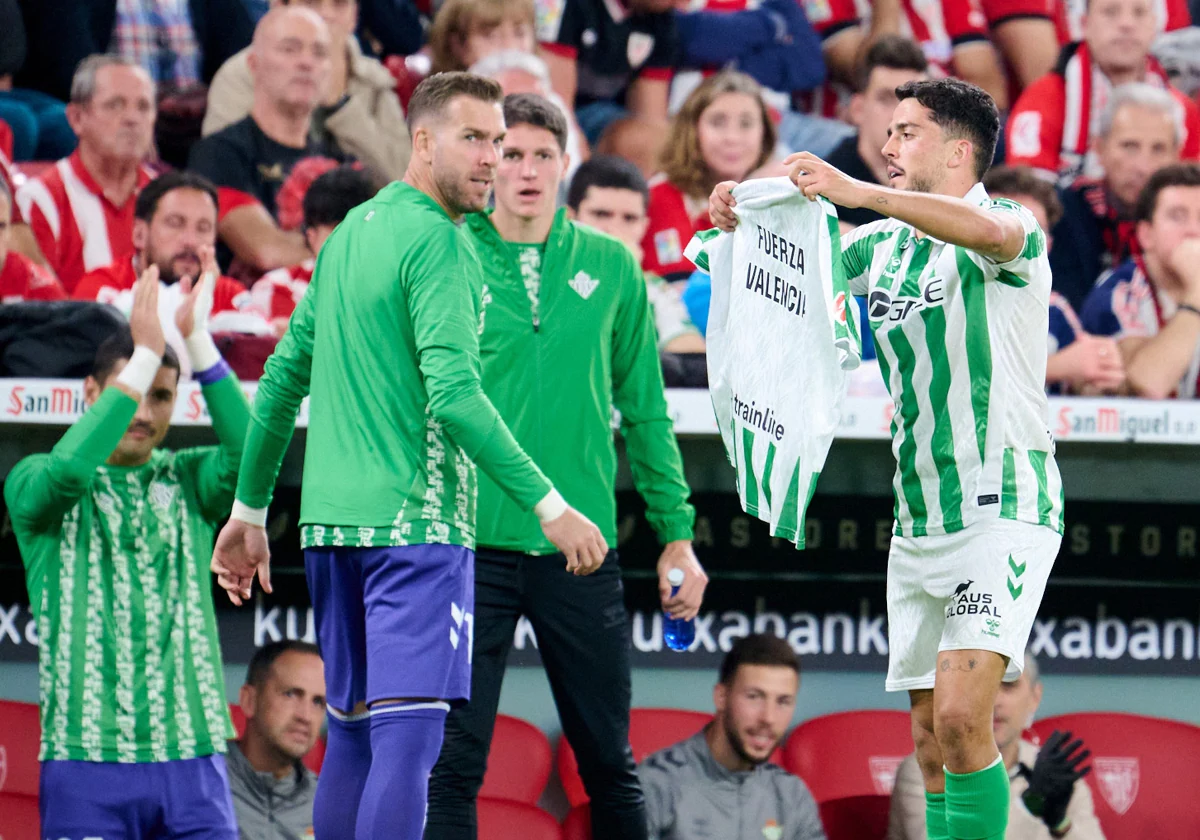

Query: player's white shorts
left=885, top=517, right=1061, bottom=692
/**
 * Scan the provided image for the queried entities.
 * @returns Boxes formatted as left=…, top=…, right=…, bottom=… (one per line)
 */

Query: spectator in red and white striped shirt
left=250, top=163, right=378, bottom=335
left=13, top=55, right=158, bottom=296
left=0, top=174, right=66, bottom=302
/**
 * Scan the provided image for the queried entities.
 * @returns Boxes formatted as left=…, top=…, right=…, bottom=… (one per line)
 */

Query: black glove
left=1020, top=730, right=1092, bottom=833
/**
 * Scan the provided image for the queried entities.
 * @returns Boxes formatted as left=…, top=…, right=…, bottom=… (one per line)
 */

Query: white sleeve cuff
left=230, top=500, right=268, bottom=528
left=184, top=331, right=222, bottom=373
left=533, top=488, right=568, bottom=523
left=114, top=345, right=162, bottom=396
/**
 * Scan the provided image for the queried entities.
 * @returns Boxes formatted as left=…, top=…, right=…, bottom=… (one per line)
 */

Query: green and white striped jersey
left=6, top=378, right=249, bottom=763
left=843, top=183, right=1064, bottom=537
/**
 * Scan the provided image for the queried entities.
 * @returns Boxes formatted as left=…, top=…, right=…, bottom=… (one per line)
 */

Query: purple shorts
left=304, top=544, right=475, bottom=712
left=40, top=754, right=237, bottom=839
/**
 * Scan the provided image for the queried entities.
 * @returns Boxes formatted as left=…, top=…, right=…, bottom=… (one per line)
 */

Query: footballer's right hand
left=211, top=518, right=272, bottom=606
left=709, top=181, right=740, bottom=232
left=542, top=507, right=608, bottom=576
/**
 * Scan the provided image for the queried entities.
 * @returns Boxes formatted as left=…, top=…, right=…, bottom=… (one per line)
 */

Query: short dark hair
left=502, top=92, right=568, bottom=152
left=134, top=171, right=219, bottom=223
left=407, top=71, right=503, bottom=132
left=718, top=634, right=800, bottom=686
left=855, top=35, right=928, bottom=93
left=246, top=640, right=322, bottom=689
left=982, top=166, right=1064, bottom=229
left=91, top=327, right=180, bottom=383
left=896, top=78, right=1000, bottom=181
left=1136, top=162, right=1200, bottom=222
left=303, top=165, right=380, bottom=231
left=566, top=155, right=649, bottom=210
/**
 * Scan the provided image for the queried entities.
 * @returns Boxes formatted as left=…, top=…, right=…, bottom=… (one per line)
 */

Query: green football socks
left=944, top=756, right=1010, bottom=840
left=925, top=790, right=949, bottom=840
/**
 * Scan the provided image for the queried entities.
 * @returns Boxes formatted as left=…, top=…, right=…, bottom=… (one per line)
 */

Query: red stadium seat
left=1030, top=712, right=1200, bottom=840
left=782, top=710, right=913, bottom=802
left=562, top=803, right=591, bottom=840
left=476, top=798, right=563, bottom=840
left=783, top=710, right=912, bottom=840
left=228, top=703, right=326, bottom=775
left=0, top=700, right=42, bottom=840
left=818, top=795, right=892, bottom=840
left=480, top=714, right=553, bottom=804
left=229, top=702, right=247, bottom=736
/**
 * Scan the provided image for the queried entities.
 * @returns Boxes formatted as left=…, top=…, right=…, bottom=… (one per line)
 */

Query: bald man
left=188, top=6, right=339, bottom=273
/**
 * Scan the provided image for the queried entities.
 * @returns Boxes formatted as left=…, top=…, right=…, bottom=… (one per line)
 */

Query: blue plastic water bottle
left=663, top=568, right=695, bottom=652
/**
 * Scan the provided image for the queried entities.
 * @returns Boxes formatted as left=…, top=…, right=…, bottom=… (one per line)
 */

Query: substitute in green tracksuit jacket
left=425, top=93, right=707, bottom=840
left=469, top=210, right=694, bottom=554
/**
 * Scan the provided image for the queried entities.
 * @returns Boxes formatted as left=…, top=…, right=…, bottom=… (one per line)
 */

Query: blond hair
left=659, top=71, right=776, bottom=201
left=429, top=0, right=537, bottom=74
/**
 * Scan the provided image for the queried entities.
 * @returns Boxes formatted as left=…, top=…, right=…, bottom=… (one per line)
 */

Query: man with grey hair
left=13, top=54, right=158, bottom=295
left=468, top=49, right=585, bottom=183
left=889, top=652, right=1105, bottom=839
left=1049, top=82, right=1185, bottom=311
left=188, top=5, right=337, bottom=274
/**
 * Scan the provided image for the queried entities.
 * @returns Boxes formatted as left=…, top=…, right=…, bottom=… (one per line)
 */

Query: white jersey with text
left=686, top=178, right=860, bottom=547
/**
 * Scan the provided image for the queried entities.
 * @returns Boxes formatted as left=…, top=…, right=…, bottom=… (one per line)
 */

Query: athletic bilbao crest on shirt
left=627, top=31, right=655, bottom=68
left=570, top=270, right=599, bottom=300
left=1094, top=757, right=1140, bottom=815
left=655, top=229, right=682, bottom=267
left=869, top=755, right=905, bottom=794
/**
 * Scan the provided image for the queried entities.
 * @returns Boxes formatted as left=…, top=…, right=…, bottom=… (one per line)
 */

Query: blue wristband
left=194, top=359, right=232, bottom=386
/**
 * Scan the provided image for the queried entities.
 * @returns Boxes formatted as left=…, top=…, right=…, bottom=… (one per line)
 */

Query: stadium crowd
left=1, top=0, right=1199, bottom=839
left=2, top=0, right=1200, bottom=396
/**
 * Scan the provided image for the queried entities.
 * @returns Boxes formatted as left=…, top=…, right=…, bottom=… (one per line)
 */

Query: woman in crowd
left=428, top=0, right=536, bottom=74
left=641, top=71, right=777, bottom=280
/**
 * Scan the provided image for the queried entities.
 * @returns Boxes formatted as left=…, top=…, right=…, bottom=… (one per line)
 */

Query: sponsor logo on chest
left=869, top=275, right=946, bottom=324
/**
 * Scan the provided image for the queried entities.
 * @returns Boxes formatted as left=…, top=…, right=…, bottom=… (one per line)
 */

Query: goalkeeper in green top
left=424, top=93, right=706, bottom=840
left=209, top=73, right=606, bottom=840
left=6, top=250, right=248, bottom=838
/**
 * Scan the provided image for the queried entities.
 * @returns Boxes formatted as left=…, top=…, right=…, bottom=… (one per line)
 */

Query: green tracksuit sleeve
left=234, top=266, right=317, bottom=511
left=5, top=386, right=139, bottom=611
left=177, top=373, right=252, bottom=522
left=5, top=387, right=139, bottom=529
left=611, top=250, right=695, bottom=544
left=408, top=231, right=553, bottom=511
